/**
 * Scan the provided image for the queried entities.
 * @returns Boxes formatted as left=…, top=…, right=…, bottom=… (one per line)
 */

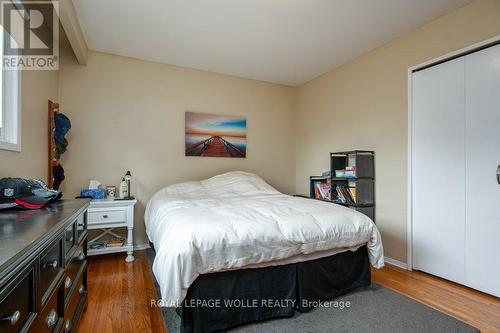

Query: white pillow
left=203, top=171, right=280, bottom=195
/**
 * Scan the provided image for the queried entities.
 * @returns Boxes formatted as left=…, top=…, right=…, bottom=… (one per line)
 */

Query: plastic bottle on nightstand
left=119, top=177, right=128, bottom=199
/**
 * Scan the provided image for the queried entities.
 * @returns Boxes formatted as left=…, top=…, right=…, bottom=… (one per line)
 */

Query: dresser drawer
left=76, top=214, right=87, bottom=244
left=63, top=269, right=86, bottom=333
left=64, top=222, right=76, bottom=256
left=88, top=207, right=126, bottom=225
left=0, top=263, right=36, bottom=333
left=39, top=238, right=63, bottom=304
left=29, top=279, right=62, bottom=333
left=63, top=247, right=86, bottom=301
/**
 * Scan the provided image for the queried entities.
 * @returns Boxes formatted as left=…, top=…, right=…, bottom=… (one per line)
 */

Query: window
left=0, top=24, right=21, bottom=151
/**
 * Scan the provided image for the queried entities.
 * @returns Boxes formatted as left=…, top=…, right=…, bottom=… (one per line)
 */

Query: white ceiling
left=72, top=0, right=472, bottom=86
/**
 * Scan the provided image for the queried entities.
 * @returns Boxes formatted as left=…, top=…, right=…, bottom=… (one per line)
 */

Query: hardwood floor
left=77, top=251, right=166, bottom=333
left=77, top=250, right=500, bottom=333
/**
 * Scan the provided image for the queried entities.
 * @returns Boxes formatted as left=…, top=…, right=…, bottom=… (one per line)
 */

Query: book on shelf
left=315, top=181, right=331, bottom=200
left=348, top=187, right=357, bottom=203
left=335, top=186, right=346, bottom=203
left=348, top=155, right=356, bottom=167
left=344, top=166, right=356, bottom=178
left=89, top=242, right=106, bottom=250
left=344, top=186, right=356, bottom=205
left=334, top=166, right=357, bottom=178
left=89, top=238, right=125, bottom=250
left=334, top=185, right=356, bottom=205
left=315, top=186, right=321, bottom=200
left=339, top=186, right=350, bottom=204
left=106, top=237, right=125, bottom=248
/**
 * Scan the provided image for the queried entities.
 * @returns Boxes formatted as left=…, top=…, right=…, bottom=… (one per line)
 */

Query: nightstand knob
left=102, top=214, right=108, bottom=218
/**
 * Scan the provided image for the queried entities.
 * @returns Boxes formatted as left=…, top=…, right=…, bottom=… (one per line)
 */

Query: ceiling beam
left=53, top=0, right=88, bottom=65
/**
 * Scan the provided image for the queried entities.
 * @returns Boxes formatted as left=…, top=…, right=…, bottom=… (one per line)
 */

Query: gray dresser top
left=0, top=199, right=90, bottom=279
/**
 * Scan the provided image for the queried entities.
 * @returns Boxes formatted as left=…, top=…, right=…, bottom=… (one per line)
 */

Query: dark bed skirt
left=150, top=244, right=370, bottom=333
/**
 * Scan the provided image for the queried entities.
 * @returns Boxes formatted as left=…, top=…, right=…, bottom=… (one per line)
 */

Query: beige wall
left=4, top=0, right=500, bottom=260
left=0, top=70, right=59, bottom=179
left=58, top=50, right=296, bottom=246
left=295, top=0, right=500, bottom=262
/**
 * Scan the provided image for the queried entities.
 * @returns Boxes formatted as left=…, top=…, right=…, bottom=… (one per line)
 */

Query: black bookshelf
left=309, top=150, right=375, bottom=222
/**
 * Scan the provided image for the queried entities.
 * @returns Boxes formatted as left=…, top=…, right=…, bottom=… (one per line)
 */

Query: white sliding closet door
left=464, top=44, right=500, bottom=297
left=412, top=58, right=466, bottom=283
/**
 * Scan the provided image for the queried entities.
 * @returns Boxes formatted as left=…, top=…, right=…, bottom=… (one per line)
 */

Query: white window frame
left=0, top=24, right=22, bottom=152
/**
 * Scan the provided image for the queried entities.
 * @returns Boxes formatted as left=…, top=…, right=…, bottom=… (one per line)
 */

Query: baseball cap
left=0, top=178, right=62, bottom=209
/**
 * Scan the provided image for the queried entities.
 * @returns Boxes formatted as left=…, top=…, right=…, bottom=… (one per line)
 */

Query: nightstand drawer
left=88, top=208, right=126, bottom=225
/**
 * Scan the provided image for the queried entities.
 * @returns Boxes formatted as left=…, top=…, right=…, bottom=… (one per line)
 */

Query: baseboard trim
left=384, top=257, right=408, bottom=270
left=134, top=244, right=151, bottom=251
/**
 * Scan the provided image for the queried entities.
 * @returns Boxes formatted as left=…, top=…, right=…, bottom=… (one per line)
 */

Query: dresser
left=0, top=199, right=90, bottom=333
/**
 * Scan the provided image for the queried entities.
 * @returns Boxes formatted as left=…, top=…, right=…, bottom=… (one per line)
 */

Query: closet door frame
left=407, top=34, right=500, bottom=270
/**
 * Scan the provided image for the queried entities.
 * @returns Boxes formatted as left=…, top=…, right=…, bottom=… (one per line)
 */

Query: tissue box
left=80, top=188, right=106, bottom=199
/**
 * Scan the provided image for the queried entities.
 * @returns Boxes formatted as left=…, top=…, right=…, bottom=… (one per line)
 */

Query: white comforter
left=145, top=172, right=384, bottom=306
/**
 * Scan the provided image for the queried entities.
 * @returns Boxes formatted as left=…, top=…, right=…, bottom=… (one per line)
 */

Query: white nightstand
left=87, top=198, right=137, bottom=262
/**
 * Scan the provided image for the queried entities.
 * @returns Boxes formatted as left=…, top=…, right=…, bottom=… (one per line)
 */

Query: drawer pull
left=102, top=214, right=109, bottom=218
left=77, top=251, right=86, bottom=261
left=64, top=319, right=72, bottom=332
left=45, top=309, right=58, bottom=328
left=43, top=260, right=58, bottom=269
left=78, top=285, right=86, bottom=295
left=1, top=310, right=20, bottom=326
left=65, top=276, right=72, bottom=289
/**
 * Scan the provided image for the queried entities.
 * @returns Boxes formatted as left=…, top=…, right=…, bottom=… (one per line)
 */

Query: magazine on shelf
left=315, top=181, right=331, bottom=200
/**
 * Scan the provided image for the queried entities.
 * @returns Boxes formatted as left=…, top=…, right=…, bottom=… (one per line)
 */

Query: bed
left=145, top=171, right=384, bottom=332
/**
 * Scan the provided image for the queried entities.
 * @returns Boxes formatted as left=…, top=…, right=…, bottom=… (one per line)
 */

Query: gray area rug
left=146, top=249, right=478, bottom=333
